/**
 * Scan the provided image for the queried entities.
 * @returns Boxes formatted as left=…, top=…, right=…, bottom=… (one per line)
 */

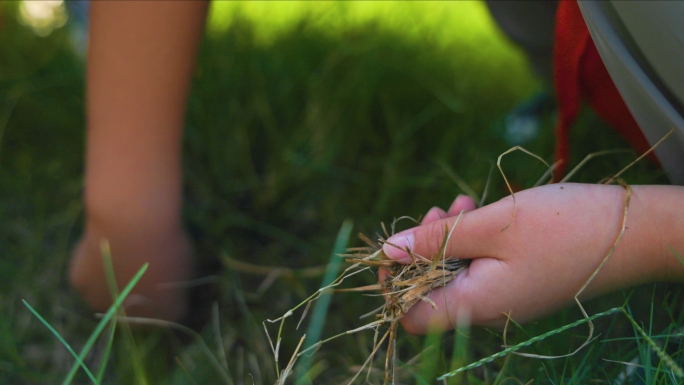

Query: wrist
left=623, top=186, right=684, bottom=284
left=649, top=187, right=684, bottom=283
left=83, top=182, right=183, bottom=236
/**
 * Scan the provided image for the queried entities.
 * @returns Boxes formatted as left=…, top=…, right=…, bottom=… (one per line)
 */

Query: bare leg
left=70, top=1, right=208, bottom=321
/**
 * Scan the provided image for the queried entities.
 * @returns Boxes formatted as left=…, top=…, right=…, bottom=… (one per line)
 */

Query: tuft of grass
left=269, top=213, right=476, bottom=382
left=23, top=263, right=148, bottom=385
left=22, top=300, right=99, bottom=384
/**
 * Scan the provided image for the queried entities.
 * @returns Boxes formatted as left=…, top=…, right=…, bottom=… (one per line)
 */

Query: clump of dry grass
left=267, top=214, right=470, bottom=384
left=340, top=223, right=469, bottom=383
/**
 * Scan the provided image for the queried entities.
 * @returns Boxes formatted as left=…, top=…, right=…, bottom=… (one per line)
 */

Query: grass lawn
left=1, top=1, right=682, bottom=384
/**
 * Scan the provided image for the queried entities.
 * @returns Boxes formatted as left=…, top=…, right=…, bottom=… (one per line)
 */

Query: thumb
left=382, top=203, right=504, bottom=263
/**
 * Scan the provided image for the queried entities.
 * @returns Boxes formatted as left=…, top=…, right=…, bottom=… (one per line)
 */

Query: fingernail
left=383, top=231, right=414, bottom=262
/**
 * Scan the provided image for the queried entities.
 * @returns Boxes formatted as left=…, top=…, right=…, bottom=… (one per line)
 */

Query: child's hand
left=382, top=183, right=673, bottom=333
left=71, top=218, right=193, bottom=322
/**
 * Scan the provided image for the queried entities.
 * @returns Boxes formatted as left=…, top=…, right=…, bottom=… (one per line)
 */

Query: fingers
left=393, top=198, right=461, bottom=260
left=448, top=194, right=477, bottom=215
left=421, top=207, right=447, bottom=225
left=420, top=195, right=477, bottom=226
left=383, top=199, right=506, bottom=263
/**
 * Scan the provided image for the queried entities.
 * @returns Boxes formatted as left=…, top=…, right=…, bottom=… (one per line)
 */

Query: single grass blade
left=603, top=128, right=674, bottom=185
left=23, top=301, right=99, bottom=384
left=418, top=328, right=444, bottom=381
left=447, top=323, right=470, bottom=385
left=296, top=219, right=354, bottom=384
left=497, top=146, right=553, bottom=231
left=95, top=320, right=116, bottom=382
left=175, top=357, right=200, bottom=385
left=390, top=216, right=419, bottom=236
left=95, top=241, right=119, bottom=382
left=100, top=240, right=120, bottom=298
left=98, top=241, right=147, bottom=384
left=533, top=159, right=562, bottom=187
left=212, top=303, right=230, bottom=372
left=346, top=329, right=390, bottom=385
left=438, top=307, right=622, bottom=380
left=560, top=149, right=631, bottom=183
left=440, top=162, right=480, bottom=203
left=279, top=335, right=307, bottom=384
left=668, top=245, right=684, bottom=266
left=621, top=308, right=684, bottom=378
left=479, top=160, right=494, bottom=207
left=384, top=321, right=398, bottom=385
left=492, top=354, right=513, bottom=385
left=62, top=263, right=148, bottom=385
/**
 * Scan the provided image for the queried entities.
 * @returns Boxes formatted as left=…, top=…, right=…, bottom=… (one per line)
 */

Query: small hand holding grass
left=383, top=183, right=684, bottom=334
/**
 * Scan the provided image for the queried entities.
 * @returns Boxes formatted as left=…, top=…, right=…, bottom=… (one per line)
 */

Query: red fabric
left=553, top=0, right=655, bottom=181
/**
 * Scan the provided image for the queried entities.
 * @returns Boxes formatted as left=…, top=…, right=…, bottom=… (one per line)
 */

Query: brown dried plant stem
left=496, top=146, right=554, bottom=231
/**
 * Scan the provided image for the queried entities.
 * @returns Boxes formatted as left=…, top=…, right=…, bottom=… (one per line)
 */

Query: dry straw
left=266, top=214, right=470, bottom=385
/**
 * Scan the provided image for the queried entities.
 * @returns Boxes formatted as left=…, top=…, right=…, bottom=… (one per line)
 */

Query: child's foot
left=70, top=223, right=193, bottom=322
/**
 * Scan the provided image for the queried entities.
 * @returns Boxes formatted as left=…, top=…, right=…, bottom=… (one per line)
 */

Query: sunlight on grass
left=208, top=1, right=501, bottom=48
left=205, top=0, right=537, bottom=120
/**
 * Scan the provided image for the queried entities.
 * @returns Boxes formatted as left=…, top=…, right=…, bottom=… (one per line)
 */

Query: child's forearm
left=85, top=1, right=208, bottom=232
left=71, top=2, right=208, bottom=320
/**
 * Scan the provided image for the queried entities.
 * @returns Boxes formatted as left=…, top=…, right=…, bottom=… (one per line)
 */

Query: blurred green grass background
left=1, top=1, right=680, bottom=384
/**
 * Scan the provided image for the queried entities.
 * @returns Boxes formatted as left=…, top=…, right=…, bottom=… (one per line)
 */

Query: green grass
left=1, top=1, right=682, bottom=384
